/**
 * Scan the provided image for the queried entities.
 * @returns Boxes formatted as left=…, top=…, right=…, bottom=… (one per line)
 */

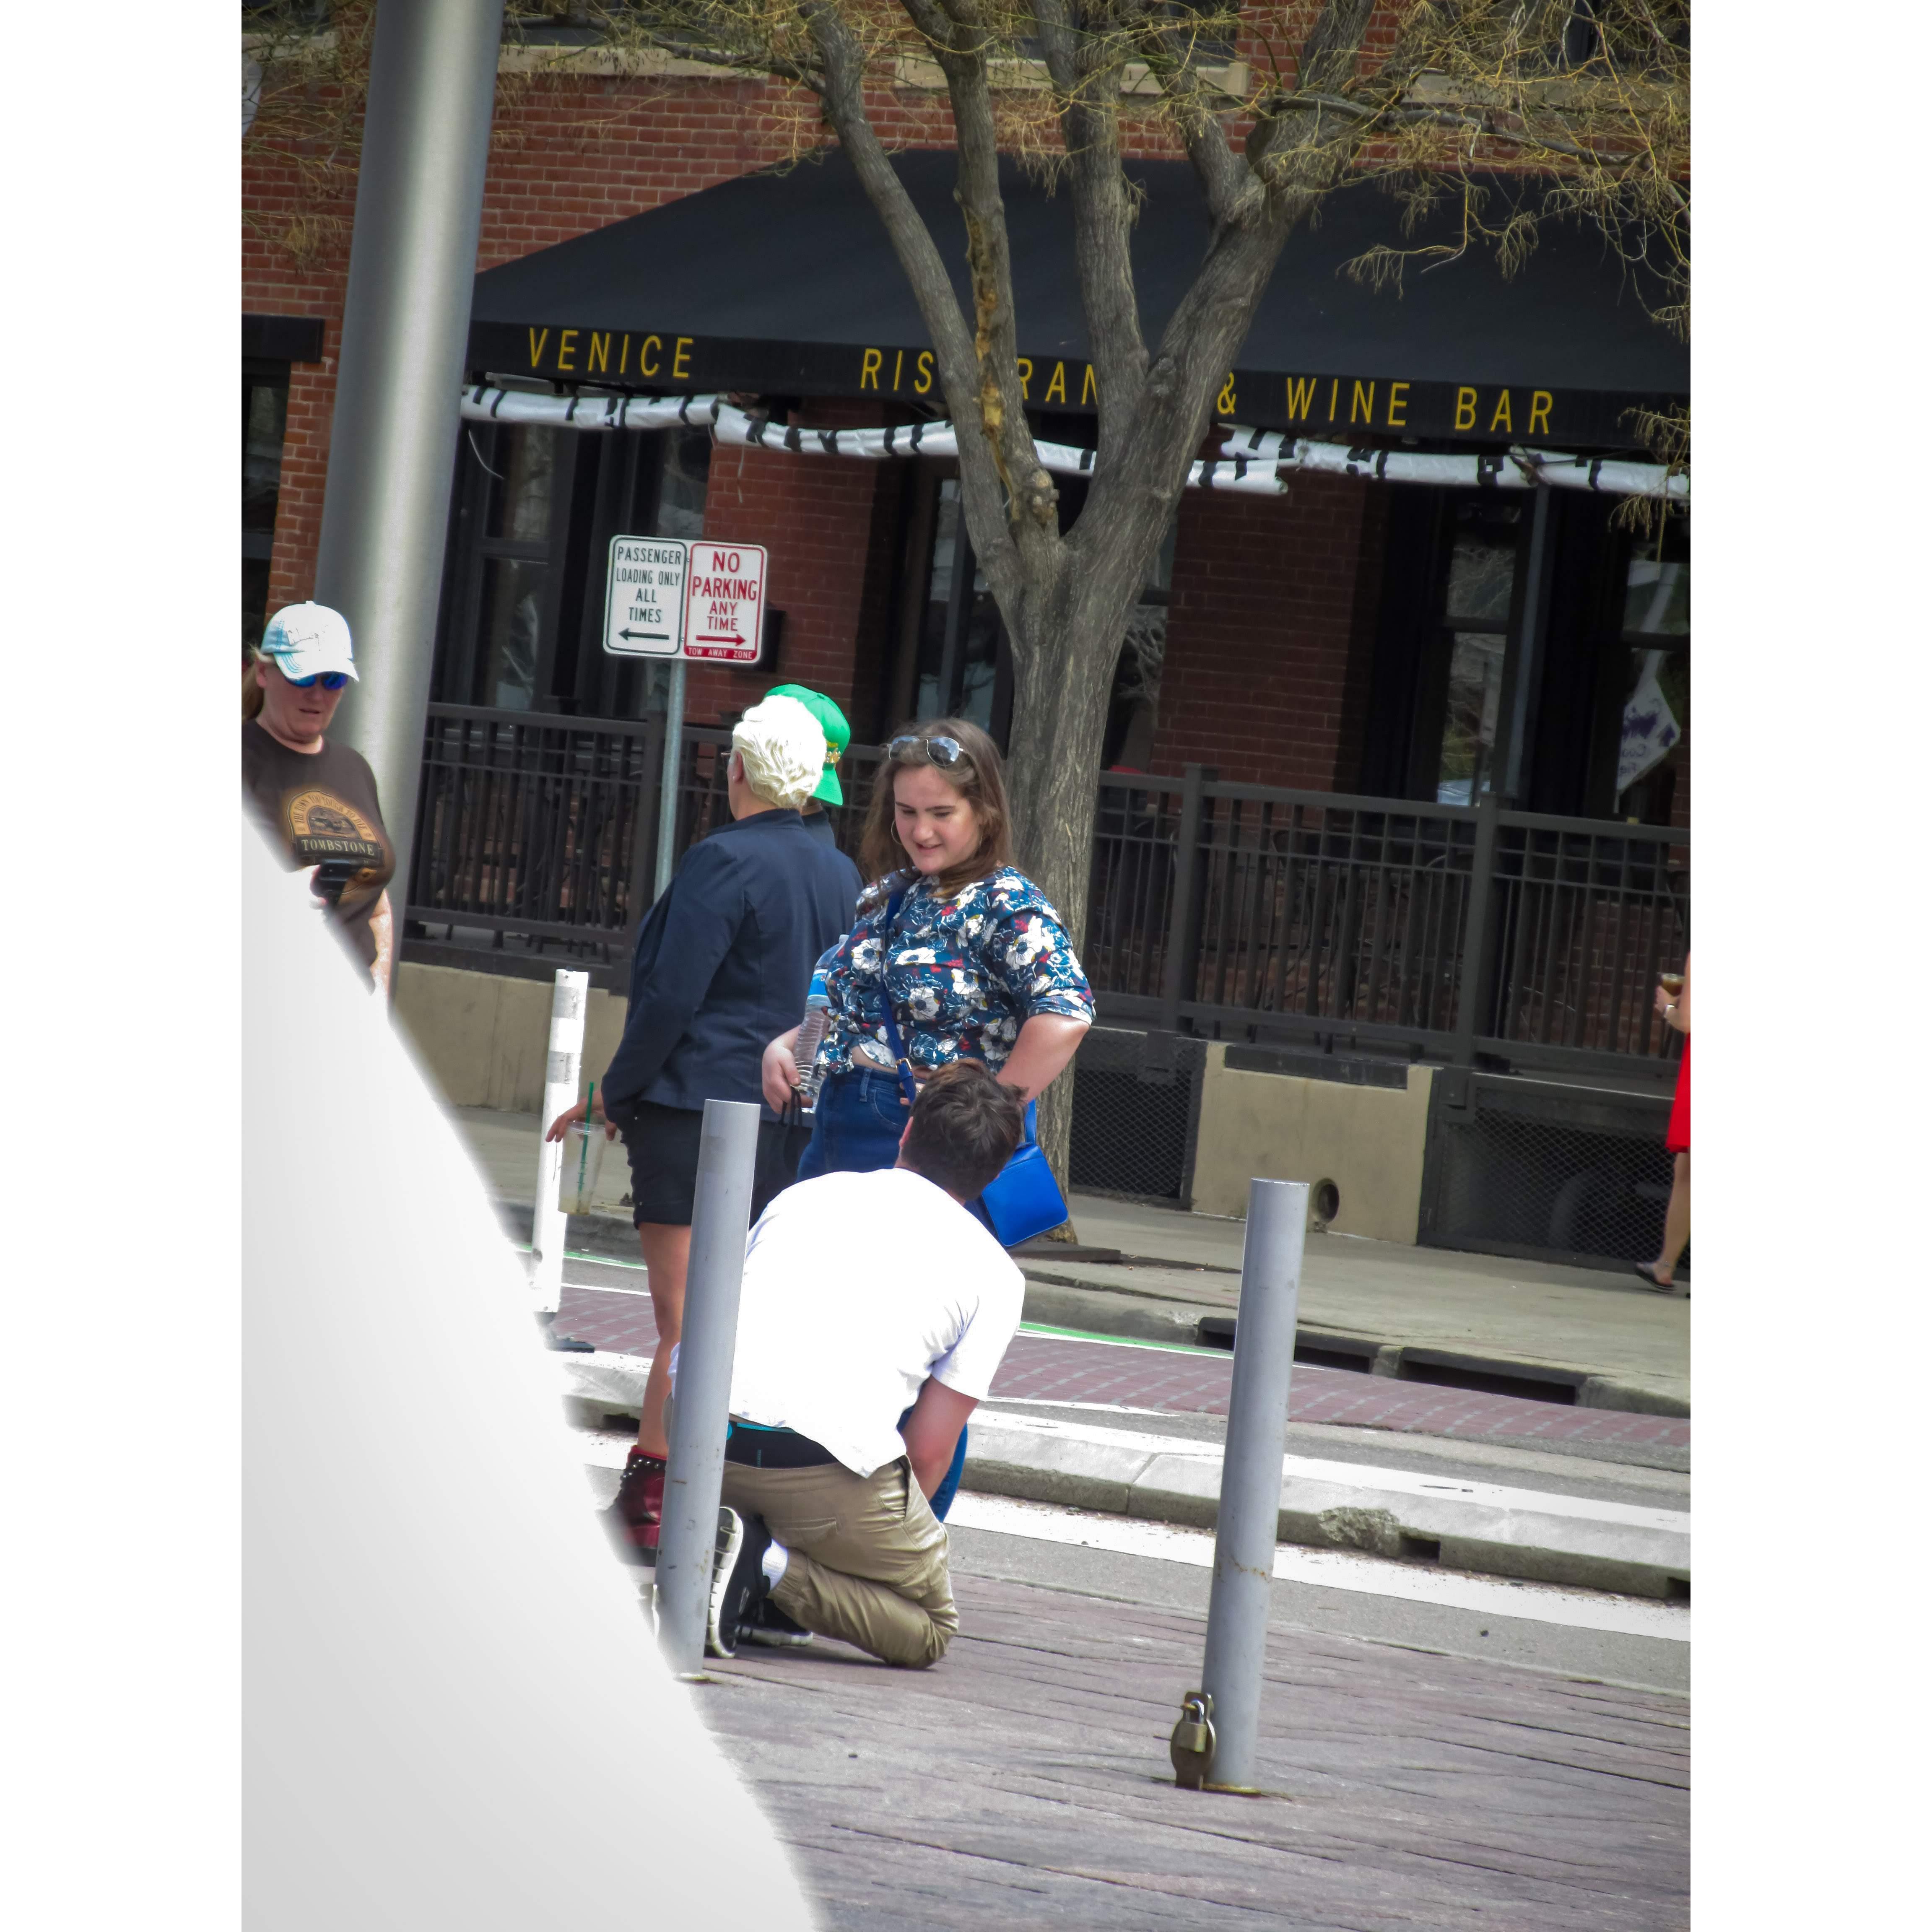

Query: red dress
left=1665, top=1039, right=1690, bottom=1153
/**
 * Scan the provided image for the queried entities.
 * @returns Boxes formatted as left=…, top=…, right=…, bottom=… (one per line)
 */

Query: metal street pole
left=315, top=0, right=506, bottom=930
left=1172, top=1177, right=1306, bottom=1793
left=654, top=1097, right=761, bottom=1679
left=654, top=657, right=688, bottom=901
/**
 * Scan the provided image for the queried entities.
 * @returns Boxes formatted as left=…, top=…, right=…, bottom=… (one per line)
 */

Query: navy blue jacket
left=602, top=808, right=863, bottom=1123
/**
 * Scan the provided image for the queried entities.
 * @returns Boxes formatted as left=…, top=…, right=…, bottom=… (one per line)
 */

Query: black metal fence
left=1089, top=765, right=1687, bottom=1081
left=408, top=714, right=1687, bottom=1079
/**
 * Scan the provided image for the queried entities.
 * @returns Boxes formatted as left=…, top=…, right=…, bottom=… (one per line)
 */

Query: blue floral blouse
left=815, top=866, right=1095, bottom=1079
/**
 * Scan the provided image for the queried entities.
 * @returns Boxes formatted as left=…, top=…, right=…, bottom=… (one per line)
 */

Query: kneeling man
left=707, top=1062, right=1024, bottom=1667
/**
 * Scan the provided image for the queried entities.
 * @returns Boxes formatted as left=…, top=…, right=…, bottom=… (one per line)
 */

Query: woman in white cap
left=242, top=602, right=397, bottom=994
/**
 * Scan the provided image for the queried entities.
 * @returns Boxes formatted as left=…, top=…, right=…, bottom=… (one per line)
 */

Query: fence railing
left=408, top=712, right=1687, bottom=1075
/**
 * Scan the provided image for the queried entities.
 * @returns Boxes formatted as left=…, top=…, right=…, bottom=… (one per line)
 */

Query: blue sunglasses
left=283, top=669, right=350, bottom=691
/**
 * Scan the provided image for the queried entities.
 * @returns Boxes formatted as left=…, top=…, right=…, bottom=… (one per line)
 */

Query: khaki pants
left=719, top=1456, right=957, bottom=1669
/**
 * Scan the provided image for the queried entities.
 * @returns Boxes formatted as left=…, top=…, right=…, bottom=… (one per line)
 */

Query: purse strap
left=874, top=888, right=922, bottom=1111
left=873, top=883, right=1036, bottom=1148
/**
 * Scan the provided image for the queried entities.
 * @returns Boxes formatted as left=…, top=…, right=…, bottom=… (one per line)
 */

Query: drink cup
left=559, top=1117, right=608, bottom=1215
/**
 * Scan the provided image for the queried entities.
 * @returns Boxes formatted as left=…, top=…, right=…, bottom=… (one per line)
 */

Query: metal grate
left=1421, top=1075, right=1684, bottom=1272
left=1067, top=1027, right=1207, bottom=1205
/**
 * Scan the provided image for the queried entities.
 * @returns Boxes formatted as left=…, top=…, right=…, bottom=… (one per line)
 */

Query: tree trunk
left=1002, top=556, right=1152, bottom=1224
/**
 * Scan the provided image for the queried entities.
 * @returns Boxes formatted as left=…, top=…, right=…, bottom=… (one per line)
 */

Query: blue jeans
left=800, top=1070, right=970, bottom=1520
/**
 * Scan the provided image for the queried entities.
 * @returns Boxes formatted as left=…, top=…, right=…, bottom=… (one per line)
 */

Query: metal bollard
left=654, top=1098, right=762, bottom=1679
left=1176, top=1177, right=1306, bottom=1793
left=530, top=969, right=589, bottom=1317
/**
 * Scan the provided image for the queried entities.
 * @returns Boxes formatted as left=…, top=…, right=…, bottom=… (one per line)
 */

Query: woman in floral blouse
left=761, top=717, right=1093, bottom=1517
left=763, top=717, right=1093, bottom=1171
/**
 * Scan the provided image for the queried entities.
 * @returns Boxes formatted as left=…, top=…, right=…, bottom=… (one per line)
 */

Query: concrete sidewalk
left=458, top=1106, right=1689, bottom=1417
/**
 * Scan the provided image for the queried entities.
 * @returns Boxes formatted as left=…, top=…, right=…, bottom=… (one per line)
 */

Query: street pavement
left=699, top=1552, right=1688, bottom=1929
left=460, top=1105, right=1691, bottom=1413
left=548, top=1254, right=1689, bottom=1462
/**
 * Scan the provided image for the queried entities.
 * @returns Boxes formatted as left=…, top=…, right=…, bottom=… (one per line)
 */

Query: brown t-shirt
left=242, top=719, right=395, bottom=970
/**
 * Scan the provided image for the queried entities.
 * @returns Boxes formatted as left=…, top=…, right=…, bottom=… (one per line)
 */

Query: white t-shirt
left=727, top=1165, right=1027, bottom=1478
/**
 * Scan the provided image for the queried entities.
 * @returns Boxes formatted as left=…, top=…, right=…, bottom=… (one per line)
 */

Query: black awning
left=469, top=152, right=1685, bottom=448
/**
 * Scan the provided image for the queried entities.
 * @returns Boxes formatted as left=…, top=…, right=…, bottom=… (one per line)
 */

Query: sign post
left=602, top=535, right=771, bottom=904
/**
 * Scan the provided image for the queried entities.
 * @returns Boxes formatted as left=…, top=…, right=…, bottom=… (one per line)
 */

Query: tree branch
left=885, top=0, right=1060, bottom=595
left=795, top=6, right=979, bottom=414
left=1033, top=0, right=1148, bottom=447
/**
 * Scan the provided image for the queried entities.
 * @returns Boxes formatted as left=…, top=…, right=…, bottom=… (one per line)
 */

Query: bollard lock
left=1169, top=1690, right=1216, bottom=1789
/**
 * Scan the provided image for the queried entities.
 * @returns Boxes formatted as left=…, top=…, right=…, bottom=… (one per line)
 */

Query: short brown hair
left=900, top=1061, right=1024, bottom=1202
left=859, top=717, right=1014, bottom=898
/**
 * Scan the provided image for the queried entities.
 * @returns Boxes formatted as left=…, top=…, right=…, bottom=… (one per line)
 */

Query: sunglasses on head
left=888, top=734, right=969, bottom=771
left=283, top=669, right=350, bottom=691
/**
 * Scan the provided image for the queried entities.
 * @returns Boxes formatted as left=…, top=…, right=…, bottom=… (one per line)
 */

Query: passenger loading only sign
left=602, top=537, right=769, bottom=664
left=602, top=537, right=690, bottom=657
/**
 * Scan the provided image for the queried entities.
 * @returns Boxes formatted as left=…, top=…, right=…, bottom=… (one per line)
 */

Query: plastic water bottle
left=793, top=968, right=832, bottom=1110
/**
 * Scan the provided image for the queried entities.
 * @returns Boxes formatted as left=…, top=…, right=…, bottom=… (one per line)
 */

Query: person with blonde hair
left=548, top=694, right=861, bottom=1563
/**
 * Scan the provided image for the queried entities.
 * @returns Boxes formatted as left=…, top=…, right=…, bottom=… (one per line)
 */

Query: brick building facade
left=242, top=18, right=1689, bottom=930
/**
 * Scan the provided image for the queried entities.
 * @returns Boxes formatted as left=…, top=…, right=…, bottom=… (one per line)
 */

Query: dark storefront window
left=909, top=476, right=1010, bottom=739
left=242, top=361, right=290, bottom=654
left=1613, top=522, right=1690, bottom=823
left=1431, top=504, right=1523, bottom=804
left=432, top=419, right=711, bottom=717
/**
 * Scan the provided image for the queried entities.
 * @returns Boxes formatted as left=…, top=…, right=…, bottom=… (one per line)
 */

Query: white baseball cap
left=261, top=602, right=358, bottom=683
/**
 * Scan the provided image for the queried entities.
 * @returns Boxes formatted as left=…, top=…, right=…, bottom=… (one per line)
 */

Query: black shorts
left=619, top=1101, right=813, bottom=1228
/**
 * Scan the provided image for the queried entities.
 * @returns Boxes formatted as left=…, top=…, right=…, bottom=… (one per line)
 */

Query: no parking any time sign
left=682, top=541, right=768, bottom=663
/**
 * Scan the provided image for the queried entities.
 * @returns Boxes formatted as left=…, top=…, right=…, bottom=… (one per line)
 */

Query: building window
left=431, top=419, right=711, bottom=718
left=1614, top=522, right=1690, bottom=824
left=906, top=475, right=1012, bottom=740
left=242, top=359, right=290, bottom=654
left=1426, top=499, right=1524, bottom=805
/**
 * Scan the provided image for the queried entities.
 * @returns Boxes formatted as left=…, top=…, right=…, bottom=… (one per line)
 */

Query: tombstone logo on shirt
left=285, top=788, right=388, bottom=910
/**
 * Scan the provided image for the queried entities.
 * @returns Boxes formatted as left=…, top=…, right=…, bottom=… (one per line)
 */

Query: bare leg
left=1652, top=1150, right=1690, bottom=1282
left=634, top=1221, right=691, bottom=1458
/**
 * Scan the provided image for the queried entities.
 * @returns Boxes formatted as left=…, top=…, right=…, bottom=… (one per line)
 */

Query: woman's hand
left=1653, top=983, right=1675, bottom=1018
left=763, top=1028, right=804, bottom=1112
left=546, top=1095, right=616, bottom=1143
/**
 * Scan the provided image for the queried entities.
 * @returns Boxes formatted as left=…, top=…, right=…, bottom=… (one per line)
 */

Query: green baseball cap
left=765, top=683, right=850, bottom=805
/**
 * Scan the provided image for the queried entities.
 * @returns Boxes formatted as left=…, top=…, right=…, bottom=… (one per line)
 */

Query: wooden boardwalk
left=701, top=1568, right=1689, bottom=1930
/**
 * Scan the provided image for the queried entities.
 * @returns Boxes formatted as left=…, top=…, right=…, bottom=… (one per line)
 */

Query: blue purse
left=876, top=888, right=1070, bottom=1248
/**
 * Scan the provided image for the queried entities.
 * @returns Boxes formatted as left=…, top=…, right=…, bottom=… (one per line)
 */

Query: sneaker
left=705, top=1508, right=770, bottom=1659
left=601, top=1450, right=665, bottom=1567
left=737, top=1594, right=813, bottom=1649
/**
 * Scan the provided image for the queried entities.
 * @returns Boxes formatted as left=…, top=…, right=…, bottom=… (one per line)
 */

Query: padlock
left=1169, top=1690, right=1216, bottom=1790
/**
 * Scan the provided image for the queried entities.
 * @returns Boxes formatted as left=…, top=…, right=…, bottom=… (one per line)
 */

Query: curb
left=1020, top=1279, right=1689, bottom=1421
left=512, top=1202, right=1690, bottom=1422
left=552, top=1354, right=1689, bottom=1602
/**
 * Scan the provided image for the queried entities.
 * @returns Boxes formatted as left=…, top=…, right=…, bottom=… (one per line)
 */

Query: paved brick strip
left=554, top=1280, right=1690, bottom=1450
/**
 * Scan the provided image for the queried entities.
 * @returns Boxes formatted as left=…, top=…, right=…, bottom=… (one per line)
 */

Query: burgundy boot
left=602, top=1449, right=666, bottom=1565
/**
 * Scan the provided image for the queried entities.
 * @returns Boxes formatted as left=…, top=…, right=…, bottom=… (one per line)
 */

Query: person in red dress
left=1636, top=954, right=1690, bottom=1293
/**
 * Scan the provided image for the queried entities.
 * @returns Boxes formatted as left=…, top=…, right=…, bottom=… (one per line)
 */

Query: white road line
left=946, top=1493, right=1690, bottom=1641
